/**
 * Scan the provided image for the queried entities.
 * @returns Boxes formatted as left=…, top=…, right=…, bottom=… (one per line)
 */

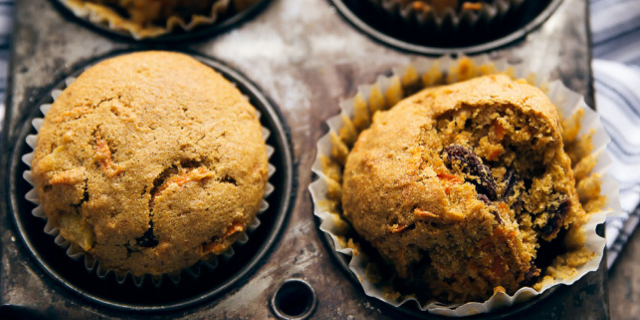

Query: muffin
left=30, top=51, right=269, bottom=277
left=396, top=0, right=487, bottom=15
left=341, top=74, right=586, bottom=302
left=60, top=0, right=260, bottom=39
left=362, top=0, right=526, bottom=42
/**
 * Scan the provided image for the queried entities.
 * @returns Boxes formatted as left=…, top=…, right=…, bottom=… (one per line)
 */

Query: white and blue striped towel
left=591, top=0, right=640, bottom=267
left=0, top=1, right=638, bottom=267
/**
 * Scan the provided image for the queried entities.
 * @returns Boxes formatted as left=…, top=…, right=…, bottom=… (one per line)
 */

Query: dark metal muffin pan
left=330, top=0, right=564, bottom=55
left=7, top=51, right=294, bottom=311
left=0, top=0, right=608, bottom=318
left=50, top=0, right=273, bottom=43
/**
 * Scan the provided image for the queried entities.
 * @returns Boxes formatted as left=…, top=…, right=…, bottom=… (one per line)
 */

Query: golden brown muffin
left=31, top=51, right=268, bottom=277
left=341, top=75, right=586, bottom=302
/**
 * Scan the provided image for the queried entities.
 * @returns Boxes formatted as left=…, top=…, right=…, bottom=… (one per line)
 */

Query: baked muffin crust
left=342, top=74, right=586, bottom=302
left=31, top=51, right=268, bottom=276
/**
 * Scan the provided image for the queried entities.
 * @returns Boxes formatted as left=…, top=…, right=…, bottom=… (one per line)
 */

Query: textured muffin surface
left=342, top=74, right=586, bottom=302
left=31, top=51, right=268, bottom=276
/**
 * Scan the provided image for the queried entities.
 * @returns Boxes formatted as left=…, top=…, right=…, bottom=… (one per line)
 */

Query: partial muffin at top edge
left=341, top=74, right=585, bottom=303
left=31, top=51, right=269, bottom=277
left=395, top=0, right=490, bottom=15
left=62, top=0, right=261, bottom=39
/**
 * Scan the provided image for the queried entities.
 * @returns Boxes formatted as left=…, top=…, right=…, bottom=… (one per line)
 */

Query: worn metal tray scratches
left=0, top=0, right=608, bottom=319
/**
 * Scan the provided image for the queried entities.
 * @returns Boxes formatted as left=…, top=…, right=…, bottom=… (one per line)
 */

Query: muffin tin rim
left=7, top=50, right=295, bottom=312
left=328, top=0, right=565, bottom=55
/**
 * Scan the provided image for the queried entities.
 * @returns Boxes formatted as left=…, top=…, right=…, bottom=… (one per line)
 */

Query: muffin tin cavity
left=9, top=52, right=293, bottom=311
left=51, top=0, right=272, bottom=42
left=329, top=0, right=563, bottom=55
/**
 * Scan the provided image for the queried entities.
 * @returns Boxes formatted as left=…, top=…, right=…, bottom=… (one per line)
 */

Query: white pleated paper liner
left=309, top=55, right=623, bottom=317
left=365, top=0, right=525, bottom=35
left=58, top=0, right=260, bottom=40
left=21, top=75, right=277, bottom=288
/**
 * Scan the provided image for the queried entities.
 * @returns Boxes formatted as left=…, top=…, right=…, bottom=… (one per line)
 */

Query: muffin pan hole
left=271, top=279, right=317, bottom=320
left=329, top=0, right=563, bottom=55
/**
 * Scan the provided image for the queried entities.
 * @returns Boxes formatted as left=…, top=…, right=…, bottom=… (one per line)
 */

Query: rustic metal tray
left=0, top=0, right=609, bottom=319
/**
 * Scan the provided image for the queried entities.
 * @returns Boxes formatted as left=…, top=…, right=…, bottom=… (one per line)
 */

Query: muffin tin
left=0, top=0, right=609, bottom=319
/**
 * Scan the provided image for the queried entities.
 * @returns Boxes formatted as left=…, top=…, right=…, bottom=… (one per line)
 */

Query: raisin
left=442, top=145, right=498, bottom=201
left=501, top=168, right=519, bottom=201
left=490, top=210, right=503, bottom=224
left=522, top=263, right=540, bottom=286
left=540, top=198, right=570, bottom=238
left=501, top=169, right=524, bottom=213
left=511, top=199, right=524, bottom=213
left=136, top=220, right=159, bottom=248
left=477, top=194, right=491, bottom=205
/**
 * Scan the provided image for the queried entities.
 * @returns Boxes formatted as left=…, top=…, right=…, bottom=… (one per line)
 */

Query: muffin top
left=31, top=51, right=268, bottom=276
left=342, top=74, right=585, bottom=302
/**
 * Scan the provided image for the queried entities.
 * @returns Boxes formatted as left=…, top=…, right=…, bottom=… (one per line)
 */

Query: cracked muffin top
left=31, top=51, right=268, bottom=277
left=342, top=75, right=586, bottom=302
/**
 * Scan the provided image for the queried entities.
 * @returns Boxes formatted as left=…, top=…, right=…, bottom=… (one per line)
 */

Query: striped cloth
left=0, top=0, right=10, bottom=129
left=591, top=0, right=640, bottom=267
left=0, top=1, right=638, bottom=268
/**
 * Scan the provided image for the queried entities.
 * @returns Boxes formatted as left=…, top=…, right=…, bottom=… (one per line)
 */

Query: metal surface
left=330, top=0, right=564, bottom=55
left=0, top=0, right=608, bottom=319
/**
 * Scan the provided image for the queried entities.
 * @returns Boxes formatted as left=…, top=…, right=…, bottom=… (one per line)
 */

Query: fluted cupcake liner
left=58, top=0, right=261, bottom=40
left=22, top=73, right=277, bottom=288
left=309, top=55, right=622, bottom=316
left=366, top=0, right=525, bottom=35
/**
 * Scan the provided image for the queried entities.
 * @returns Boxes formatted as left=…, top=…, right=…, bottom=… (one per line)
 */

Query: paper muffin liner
left=59, top=0, right=262, bottom=40
left=365, top=0, right=525, bottom=35
left=309, top=55, right=622, bottom=316
left=21, top=74, right=277, bottom=288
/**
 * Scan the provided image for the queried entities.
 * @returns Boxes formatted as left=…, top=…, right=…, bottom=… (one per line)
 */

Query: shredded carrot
left=202, top=221, right=245, bottom=255
left=95, top=139, right=123, bottom=177
left=493, top=120, right=506, bottom=140
left=155, top=167, right=213, bottom=195
left=437, top=173, right=463, bottom=184
left=389, top=224, right=407, bottom=234
left=202, top=242, right=226, bottom=255
left=488, top=148, right=502, bottom=161
left=491, top=256, right=505, bottom=277
left=462, top=2, right=482, bottom=10
left=414, top=207, right=438, bottom=219
left=224, top=221, right=245, bottom=238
